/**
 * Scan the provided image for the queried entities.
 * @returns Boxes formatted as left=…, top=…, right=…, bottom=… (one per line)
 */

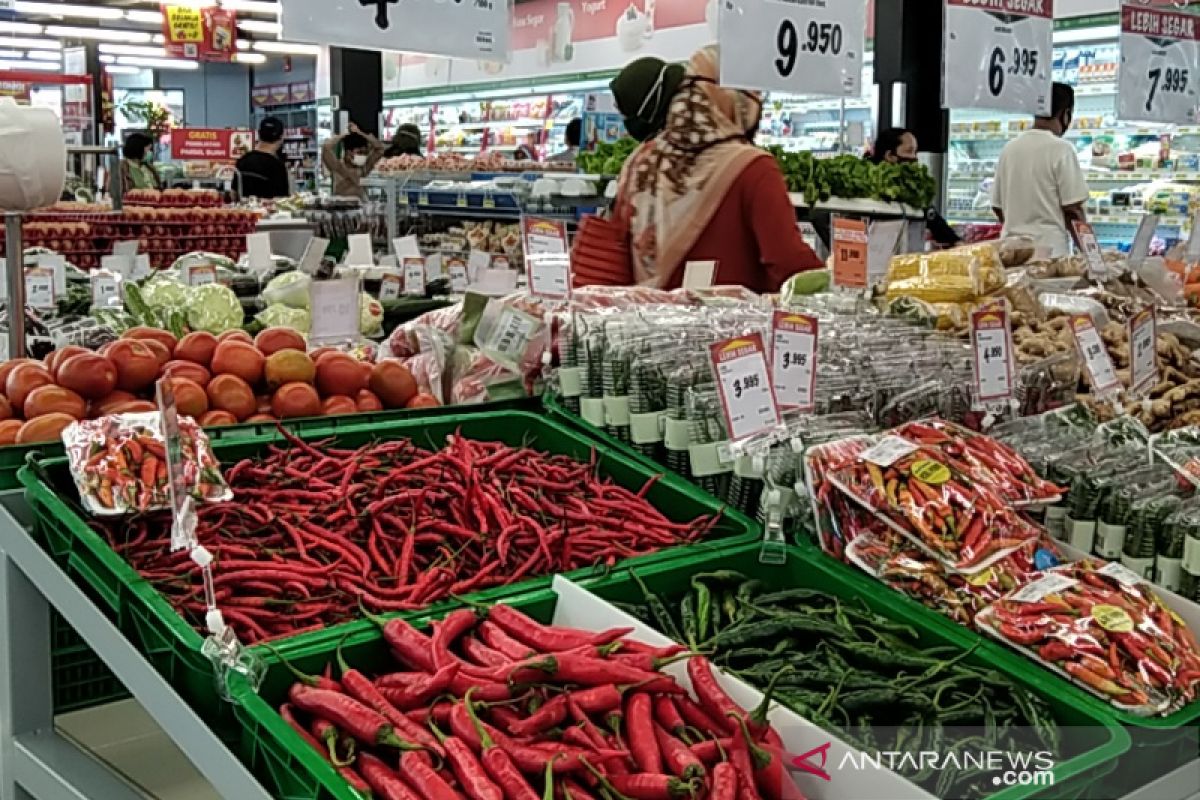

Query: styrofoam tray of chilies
left=550, top=576, right=935, bottom=800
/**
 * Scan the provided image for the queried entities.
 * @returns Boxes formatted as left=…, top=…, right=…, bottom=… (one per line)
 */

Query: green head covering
left=610, top=57, right=685, bottom=142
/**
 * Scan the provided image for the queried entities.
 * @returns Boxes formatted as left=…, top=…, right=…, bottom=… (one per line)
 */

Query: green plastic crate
left=19, top=408, right=755, bottom=731
left=50, top=610, right=128, bottom=713
left=575, top=541, right=1130, bottom=800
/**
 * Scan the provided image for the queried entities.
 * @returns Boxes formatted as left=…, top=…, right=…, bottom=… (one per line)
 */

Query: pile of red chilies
left=280, top=603, right=801, bottom=800
left=93, top=429, right=720, bottom=643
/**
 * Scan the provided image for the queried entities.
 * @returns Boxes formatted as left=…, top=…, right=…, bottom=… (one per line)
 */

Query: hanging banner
left=162, top=4, right=237, bottom=62
left=942, top=0, right=1054, bottom=114
left=716, top=0, right=866, bottom=95
left=280, top=0, right=508, bottom=61
left=170, top=128, right=254, bottom=161
left=1118, top=2, right=1200, bottom=124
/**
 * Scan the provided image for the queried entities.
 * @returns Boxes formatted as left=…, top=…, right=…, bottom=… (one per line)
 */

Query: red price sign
left=832, top=217, right=868, bottom=289
left=970, top=306, right=1016, bottom=404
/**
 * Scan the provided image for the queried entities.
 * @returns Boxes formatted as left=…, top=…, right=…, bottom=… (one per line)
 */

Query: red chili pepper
left=686, top=657, right=744, bottom=735
left=674, top=694, right=727, bottom=736
left=688, top=738, right=731, bottom=764
left=654, top=722, right=705, bottom=781
left=1038, top=641, right=1075, bottom=662
left=508, top=685, right=623, bottom=737
left=651, top=696, right=688, bottom=740
left=359, top=751, right=421, bottom=800
left=332, top=643, right=443, bottom=757
left=462, top=635, right=511, bottom=667
left=431, top=608, right=481, bottom=668
left=428, top=717, right=503, bottom=800
left=464, top=690, right=541, bottom=800
left=377, top=663, right=460, bottom=710
left=398, top=749, right=459, bottom=800
left=625, top=692, right=663, bottom=774
left=278, top=703, right=372, bottom=796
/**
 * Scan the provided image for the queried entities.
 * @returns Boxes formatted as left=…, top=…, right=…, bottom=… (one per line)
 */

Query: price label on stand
left=717, top=0, right=866, bottom=95
left=832, top=217, right=868, bottom=289
left=1071, top=314, right=1122, bottom=396
left=1129, top=214, right=1160, bottom=268
left=942, top=0, right=1054, bottom=114
left=185, top=264, right=217, bottom=287
left=970, top=305, right=1016, bottom=404
left=527, top=254, right=571, bottom=301
left=448, top=262, right=469, bottom=292
left=708, top=333, right=781, bottom=443
left=132, top=255, right=153, bottom=280
left=91, top=271, right=120, bottom=308
left=522, top=216, right=568, bottom=255
left=309, top=278, right=360, bottom=343
left=771, top=311, right=818, bottom=412
left=402, top=257, right=426, bottom=296
left=867, top=220, right=905, bottom=289
left=1071, top=220, right=1107, bottom=279
left=1129, top=306, right=1159, bottom=397
left=1119, top=2, right=1200, bottom=124
left=24, top=267, right=54, bottom=309
left=298, top=236, right=329, bottom=275
left=379, top=273, right=402, bottom=301
left=245, top=232, right=274, bottom=275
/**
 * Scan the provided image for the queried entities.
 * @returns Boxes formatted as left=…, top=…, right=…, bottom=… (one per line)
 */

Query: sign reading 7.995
left=719, top=0, right=867, bottom=96
left=1118, top=2, right=1200, bottom=124
left=942, top=0, right=1054, bottom=114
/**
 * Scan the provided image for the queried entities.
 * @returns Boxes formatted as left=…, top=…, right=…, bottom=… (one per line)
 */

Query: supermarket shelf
left=789, top=193, right=925, bottom=219
left=448, top=119, right=552, bottom=130
left=952, top=125, right=1200, bottom=143
left=949, top=171, right=1200, bottom=182
left=948, top=210, right=1190, bottom=227
left=0, top=492, right=270, bottom=799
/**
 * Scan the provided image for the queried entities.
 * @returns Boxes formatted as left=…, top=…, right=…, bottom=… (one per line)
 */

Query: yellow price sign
left=165, top=5, right=204, bottom=43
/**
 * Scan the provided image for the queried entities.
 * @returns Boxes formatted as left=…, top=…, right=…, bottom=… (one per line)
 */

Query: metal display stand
left=0, top=494, right=270, bottom=800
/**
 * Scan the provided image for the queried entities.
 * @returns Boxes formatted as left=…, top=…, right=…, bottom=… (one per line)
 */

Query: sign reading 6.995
left=719, top=0, right=867, bottom=95
left=942, top=0, right=1054, bottom=114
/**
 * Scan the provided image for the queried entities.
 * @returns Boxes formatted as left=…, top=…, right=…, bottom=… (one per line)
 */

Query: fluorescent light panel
left=0, top=21, right=44, bottom=34
left=0, top=49, right=26, bottom=60
left=237, top=19, right=281, bottom=33
left=0, top=58, right=64, bottom=71
left=24, top=50, right=60, bottom=61
left=99, top=44, right=168, bottom=57
left=124, top=10, right=165, bottom=24
left=45, top=26, right=153, bottom=42
left=220, top=1, right=280, bottom=14
left=15, top=2, right=124, bottom=20
left=0, top=36, right=60, bottom=50
left=116, top=55, right=200, bottom=71
left=252, top=40, right=320, bottom=55
left=104, top=65, right=142, bottom=75
left=234, top=52, right=267, bottom=64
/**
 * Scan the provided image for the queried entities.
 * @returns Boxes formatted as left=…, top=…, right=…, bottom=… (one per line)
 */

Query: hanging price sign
left=943, top=0, right=1054, bottom=114
left=970, top=306, right=1016, bottom=404
left=1119, top=2, right=1200, bottom=124
left=527, top=254, right=571, bottom=301
left=1072, top=221, right=1107, bottom=279
left=832, top=216, right=868, bottom=289
left=1129, top=306, right=1159, bottom=397
left=708, top=333, right=781, bottom=443
left=1071, top=314, right=1121, bottom=396
left=717, top=0, right=866, bottom=95
left=771, top=311, right=818, bottom=412
left=309, top=278, right=360, bottom=344
left=402, top=257, right=426, bottom=296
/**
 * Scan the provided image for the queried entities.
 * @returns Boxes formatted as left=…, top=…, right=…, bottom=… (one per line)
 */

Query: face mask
left=623, top=115, right=655, bottom=142
left=142, top=152, right=154, bottom=163
left=351, top=154, right=368, bottom=167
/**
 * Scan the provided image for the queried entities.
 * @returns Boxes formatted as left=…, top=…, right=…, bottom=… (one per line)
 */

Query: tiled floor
left=56, top=699, right=220, bottom=800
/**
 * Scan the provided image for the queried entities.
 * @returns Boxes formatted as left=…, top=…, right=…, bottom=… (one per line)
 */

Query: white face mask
left=351, top=154, right=368, bottom=167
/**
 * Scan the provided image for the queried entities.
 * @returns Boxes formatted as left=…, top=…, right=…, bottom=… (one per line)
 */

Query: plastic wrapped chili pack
left=977, top=559, right=1200, bottom=715
left=62, top=412, right=230, bottom=515
left=829, top=434, right=1043, bottom=572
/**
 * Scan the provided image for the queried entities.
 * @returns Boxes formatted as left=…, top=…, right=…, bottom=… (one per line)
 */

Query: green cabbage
left=262, top=271, right=312, bottom=309
left=172, top=251, right=236, bottom=272
left=186, top=283, right=244, bottom=333
left=141, top=275, right=189, bottom=310
left=256, top=303, right=310, bottom=333
left=360, top=293, right=383, bottom=337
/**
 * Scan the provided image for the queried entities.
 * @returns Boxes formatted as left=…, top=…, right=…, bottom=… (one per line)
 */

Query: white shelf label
left=771, top=311, right=818, bottom=412
left=1072, top=314, right=1121, bottom=396
left=309, top=277, right=360, bottom=343
left=708, top=333, right=781, bottom=443
left=527, top=254, right=571, bottom=301
left=1118, top=3, right=1200, bottom=124
left=942, top=0, right=1054, bottom=114
left=379, top=273, right=402, bottom=302
left=402, top=257, right=426, bottom=296
left=448, top=262, right=469, bottom=292
left=522, top=216, right=568, bottom=256
left=1073, top=220, right=1106, bottom=278
left=1129, top=214, right=1160, bottom=267
left=185, top=264, right=217, bottom=287
left=91, top=272, right=120, bottom=308
left=861, top=435, right=918, bottom=468
left=24, top=267, right=54, bottom=309
left=1129, top=306, right=1159, bottom=397
left=971, top=305, right=1016, bottom=405
left=246, top=232, right=273, bottom=275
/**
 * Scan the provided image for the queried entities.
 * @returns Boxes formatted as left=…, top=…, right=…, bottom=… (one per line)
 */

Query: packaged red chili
left=63, top=411, right=231, bottom=516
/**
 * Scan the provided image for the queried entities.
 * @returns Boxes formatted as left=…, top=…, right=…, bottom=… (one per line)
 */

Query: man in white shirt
left=991, top=83, right=1089, bottom=256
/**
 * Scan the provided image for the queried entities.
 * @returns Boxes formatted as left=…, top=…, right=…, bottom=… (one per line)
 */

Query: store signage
left=831, top=216, right=868, bottom=289
left=90, top=272, right=120, bottom=309
left=1071, top=314, right=1121, bottom=397
left=290, top=82, right=314, bottom=103
left=1129, top=213, right=1160, bottom=267
left=970, top=306, right=1016, bottom=405
left=527, top=254, right=571, bottom=301
left=269, top=85, right=292, bottom=105
left=771, top=311, right=818, bottom=412
left=280, top=0, right=509, bottom=61
left=1129, top=306, right=1159, bottom=397
left=717, top=0, right=867, bottom=95
left=1118, top=2, right=1200, bottom=124
left=0, top=80, right=31, bottom=102
left=250, top=87, right=271, bottom=109
left=522, top=216, right=568, bottom=255
left=24, top=267, right=54, bottom=310
left=942, top=0, right=1054, bottom=114
left=309, top=278, right=360, bottom=343
left=402, top=257, right=426, bottom=296
left=708, top=333, right=781, bottom=443
left=379, top=273, right=402, bottom=301
left=161, top=4, right=237, bottom=63
left=170, top=128, right=253, bottom=161
left=1072, top=220, right=1106, bottom=279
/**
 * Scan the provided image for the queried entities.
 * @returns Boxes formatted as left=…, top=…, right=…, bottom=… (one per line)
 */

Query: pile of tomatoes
left=0, top=326, right=436, bottom=447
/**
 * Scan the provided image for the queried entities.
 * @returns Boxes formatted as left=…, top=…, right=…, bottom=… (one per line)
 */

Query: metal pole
left=109, top=152, right=123, bottom=211
left=4, top=213, right=25, bottom=359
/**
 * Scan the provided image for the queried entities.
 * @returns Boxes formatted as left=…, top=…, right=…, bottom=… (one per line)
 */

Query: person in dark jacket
left=236, top=116, right=291, bottom=199
left=869, top=127, right=959, bottom=247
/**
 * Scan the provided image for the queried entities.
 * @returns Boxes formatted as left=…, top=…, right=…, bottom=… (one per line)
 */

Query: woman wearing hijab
left=608, top=46, right=823, bottom=292
left=610, top=56, right=685, bottom=142
left=384, top=123, right=424, bottom=158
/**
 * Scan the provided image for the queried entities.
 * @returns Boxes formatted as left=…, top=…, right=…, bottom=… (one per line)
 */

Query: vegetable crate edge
left=18, top=409, right=757, bottom=728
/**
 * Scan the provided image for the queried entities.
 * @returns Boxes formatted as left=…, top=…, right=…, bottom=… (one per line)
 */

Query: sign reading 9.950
left=718, top=0, right=867, bottom=96
left=942, top=0, right=1054, bottom=115
left=1118, top=2, right=1200, bottom=124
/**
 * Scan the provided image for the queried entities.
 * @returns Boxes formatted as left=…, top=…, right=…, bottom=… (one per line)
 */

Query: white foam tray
left=1055, top=542, right=1200, bottom=632
left=549, top=575, right=935, bottom=800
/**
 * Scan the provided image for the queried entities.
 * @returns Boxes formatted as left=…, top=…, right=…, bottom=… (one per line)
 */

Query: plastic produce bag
left=885, top=242, right=1006, bottom=304
left=62, top=412, right=230, bottom=516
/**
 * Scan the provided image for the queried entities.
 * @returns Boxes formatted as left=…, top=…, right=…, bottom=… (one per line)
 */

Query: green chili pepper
left=630, top=570, right=682, bottom=642
left=679, top=592, right=698, bottom=650
left=693, top=583, right=712, bottom=644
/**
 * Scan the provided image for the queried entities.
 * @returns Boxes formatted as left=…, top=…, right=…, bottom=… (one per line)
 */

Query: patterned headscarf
left=614, top=45, right=768, bottom=287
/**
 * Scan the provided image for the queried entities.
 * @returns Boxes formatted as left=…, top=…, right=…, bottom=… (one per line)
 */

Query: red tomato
left=23, top=385, right=86, bottom=420
left=272, top=382, right=321, bottom=419
left=15, top=413, right=75, bottom=444
left=106, top=339, right=160, bottom=392
left=405, top=392, right=440, bottom=409
left=355, top=389, right=383, bottom=412
left=174, top=331, right=219, bottom=367
left=5, top=363, right=54, bottom=411
left=58, top=353, right=119, bottom=400
left=321, top=395, right=358, bottom=416
left=206, top=374, right=256, bottom=421
left=198, top=410, right=238, bottom=427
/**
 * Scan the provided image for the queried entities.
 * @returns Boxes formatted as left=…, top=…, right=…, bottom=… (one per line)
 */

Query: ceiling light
left=116, top=56, right=200, bottom=71
left=236, top=39, right=249, bottom=50
left=152, top=34, right=164, bottom=44
left=252, top=40, right=319, bottom=55
left=237, top=19, right=281, bottom=34
left=99, top=54, right=114, bottom=63
left=105, top=65, right=143, bottom=75
left=130, top=0, right=209, bottom=7
left=0, top=36, right=60, bottom=50
left=0, top=49, right=26, bottom=60
left=99, top=44, right=168, bottom=57
left=0, top=58, right=65, bottom=71
left=125, top=10, right=165, bottom=24
left=234, top=52, right=267, bottom=64
left=15, top=2, right=124, bottom=20
left=24, top=50, right=61, bottom=61
left=220, top=1, right=280, bottom=14
left=45, top=26, right=154, bottom=43
left=0, top=21, right=44, bottom=34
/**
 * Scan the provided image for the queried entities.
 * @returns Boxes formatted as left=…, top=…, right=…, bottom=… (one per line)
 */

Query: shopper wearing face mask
left=991, top=83, right=1089, bottom=256
left=321, top=122, right=386, bottom=198
left=610, top=56, right=685, bottom=142
left=120, top=132, right=161, bottom=193
left=605, top=45, right=822, bottom=292
left=868, top=127, right=959, bottom=247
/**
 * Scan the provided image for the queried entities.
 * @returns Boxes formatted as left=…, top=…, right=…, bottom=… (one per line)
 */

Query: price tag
left=113, top=240, right=139, bottom=258
left=298, top=236, right=329, bottom=275
left=418, top=192, right=430, bottom=206
left=309, top=277, right=360, bottom=343
left=402, top=257, right=426, bottom=296
left=424, top=253, right=443, bottom=281
left=527, top=254, right=571, bottom=301
left=132, top=255, right=153, bottom=280
left=717, top=0, right=866, bottom=95
left=448, top=261, right=469, bottom=292
left=468, top=250, right=493, bottom=280
left=1011, top=572, right=1078, bottom=603
left=439, top=256, right=462, bottom=282
left=245, top=232, right=274, bottom=275
left=393, top=235, right=421, bottom=258
left=832, top=216, right=868, bottom=289
left=683, top=260, right=717, bottom=290
left=1072, top=220, right=1106, bottom=278
left=456, top=190, right=468, bottom=208
left=482, top=193, right=497, bottom=209
left=185, top=264, right=217, bottom=287
left=35, top=253, right=66, bottom=295
left=156, top=378, right=198, bottom=552
left=1129, top=214, right=1160, bottom=267
left=867, top=220, right=904, bottom=288
left=522, top=216, right=568, bottom=255
left=971, top=305, right=1016, bottom=405
left=492, top=255, right=511, bottom=271
left=771, top=311, right=818, bottom=412
left=379, top=273, right=402, bottom=301
left=483, top=306, right=538, bottom=363
left=345, top=233, right=375, bottom=267
left=1071, top=314, right=1121, bottom=396
left=24, top=267, right=54, bottom=309
left=91, top=271, right=120, bottom=308
left=708, top=333, right=781, bottom=443
left=942, top=0, right=1053, bottom=114
left=860, top=435, right=919, bottom=467
left=101, top=254, right=134, bottom=278
left=1188, top=211, right=1200, bottom=260
left=1118, top=2, right=1200, bottom=124
left=1129, top=305, right=1159, bottom=396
